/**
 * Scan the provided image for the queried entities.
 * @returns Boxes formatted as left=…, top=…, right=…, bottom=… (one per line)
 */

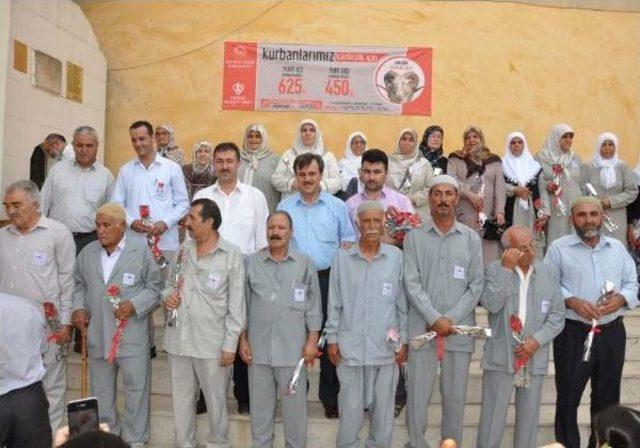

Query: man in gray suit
left=477, top=225, right=565, bottom=448
left=404, top=175, right=484, bottom=448
left=71, top=203, right=162, bottom=448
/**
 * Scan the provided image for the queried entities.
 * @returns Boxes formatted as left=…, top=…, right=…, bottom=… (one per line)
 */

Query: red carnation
left=510, top=314, right=523, bottom=333
left=107, top=284, right=121, bottom=297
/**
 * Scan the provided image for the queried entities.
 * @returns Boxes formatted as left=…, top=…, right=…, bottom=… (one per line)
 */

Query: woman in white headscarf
left=581, top=132, right=638, bottom=244
left=239, top=124, right=281, bottom=213
left=535, top=123, right=582, bottom=248
left=338, top=132, right=366, bottom=190
left=502, top=132, right=547, bottom=233
left=386, top=128, right=434, bottom=218
left=271, top=119, right=342, bottom=200
left=155, top=124, right=185, bottom=166
left=182, top=140, right=216, bottom=199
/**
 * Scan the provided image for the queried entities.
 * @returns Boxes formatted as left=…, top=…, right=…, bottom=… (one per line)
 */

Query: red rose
left=107, top=284, right=121, bottom=297
left=139, top=205, right=150, bottom=219
left=43, top=302, right=56, bottom=318
left=510, top=314, right=523, bottom=333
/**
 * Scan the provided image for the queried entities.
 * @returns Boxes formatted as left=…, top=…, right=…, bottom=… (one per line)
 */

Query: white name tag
left=122, top=273, right=135, bottom=286
left=294, top=288, right=306, bottom=302
left=382, top=282, right=393, bottom=296
left=453, top=266, right=465, bottom=280
left=32, top=251, right=48, bottom=266
left=541, top=299, right=550, bottom=314
left=207, top=273, right=221, bottom=290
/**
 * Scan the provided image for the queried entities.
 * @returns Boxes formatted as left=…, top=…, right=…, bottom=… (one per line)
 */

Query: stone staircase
left=64, top=308, right=640, bottom=447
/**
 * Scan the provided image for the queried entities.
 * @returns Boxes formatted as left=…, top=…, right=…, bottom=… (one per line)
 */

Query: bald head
left=501, top=225, right=536, bottom=268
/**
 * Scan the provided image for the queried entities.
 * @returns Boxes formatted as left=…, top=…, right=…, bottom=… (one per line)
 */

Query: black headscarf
left=419, top=125, right=444, bottom=164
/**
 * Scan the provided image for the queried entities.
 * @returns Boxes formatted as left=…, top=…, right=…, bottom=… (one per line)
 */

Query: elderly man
left=163, top=198, right=245, bottom=448
left=0, top=292, right=51, bottom=448
left=193, top=141, right=269, bottom=414
left=278, top=152, right=356, bottom=418
left=46, top=133, right=75, bottom=162
left=71, top=203, right=162, bottom=448
left=111, top=120, right=189, bottom=356
left=476, top=225, right=565, bottom=448
left=0, top=180, right=75, bottom=431
left=326, top=200, right=408, bottom=447
left=545, top=196, right=638, bottom=448
left=239, top=211, right=321, bottom=448
left=41, top=126, right=114, bottom=254
left=404, top=175, right=484, bottom=448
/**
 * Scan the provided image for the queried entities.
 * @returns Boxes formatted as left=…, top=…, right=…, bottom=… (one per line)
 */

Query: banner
left=222, top=42, right=433, bottom=116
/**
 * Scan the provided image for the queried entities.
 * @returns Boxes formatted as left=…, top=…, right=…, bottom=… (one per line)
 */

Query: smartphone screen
left=67, top=397, right=99, bottom=438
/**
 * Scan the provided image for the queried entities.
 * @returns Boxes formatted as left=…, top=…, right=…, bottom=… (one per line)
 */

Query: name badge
left=154, top=179, right=166, bottom=198
left=382, top=282, right=393, bottom=296
left=541, top=299, right=550, bottom=314
left=122, top=273, right=135, bottom=286
left=453, top=266, right=465, bottom=280
left=291, top=282, right=306, bottom=302
left=32, top=251, right=48, bottom=266
left=207, top=273, right=221, bottom=290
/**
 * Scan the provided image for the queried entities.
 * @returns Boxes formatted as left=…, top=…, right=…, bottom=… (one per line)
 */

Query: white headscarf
left=392, top=128, right=420, bottom=163
left=241, top=124, right=271, bottom=185
left=592, top=132, right=620, bottom=189
left=292, top=119, right=324, bottom=156
left=156, top=123, right=176, bottom=149
left=538, top=123, right=575, bottom=166
left=502, top=131, right=541, bottom=186
left=339, top=132, right=366, bottom=182
left=191, top=140, right=213, bottom=175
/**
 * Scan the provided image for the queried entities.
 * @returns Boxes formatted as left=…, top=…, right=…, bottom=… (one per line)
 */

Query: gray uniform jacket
left=245, top=248, right=322, bottom=366
left=403, top=221, right=484, bottom=353
left=325, top=244, right=408, bottom=366
left=481, top=260, right=565, bottom=375
left=73, top=238, right=162, bottom=359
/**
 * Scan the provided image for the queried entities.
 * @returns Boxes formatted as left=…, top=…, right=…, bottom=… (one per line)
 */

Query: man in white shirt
left=111, top=120, right=190, bottom=356
left=194, top=141, right=268, bottom=414
left=41, top=126, right=114, bottom=255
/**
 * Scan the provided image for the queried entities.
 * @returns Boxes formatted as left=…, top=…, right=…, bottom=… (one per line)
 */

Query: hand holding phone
left=67, top=397, right=99, bottom=438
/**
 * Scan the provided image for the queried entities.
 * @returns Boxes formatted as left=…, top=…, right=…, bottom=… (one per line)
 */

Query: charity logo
left=232, top=82, right=245, bottom=96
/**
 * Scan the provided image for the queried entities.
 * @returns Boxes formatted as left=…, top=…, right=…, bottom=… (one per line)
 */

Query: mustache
left=269, top=235, right=283, bottom=240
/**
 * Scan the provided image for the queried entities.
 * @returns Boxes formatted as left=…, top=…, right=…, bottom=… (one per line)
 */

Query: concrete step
left=65, top=352, right=640, bottom=406
left=66, top=390, right=593, bottom=448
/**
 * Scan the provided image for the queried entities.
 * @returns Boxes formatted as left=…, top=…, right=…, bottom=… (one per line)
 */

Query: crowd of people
left=1, top=118, right=640, bottom=448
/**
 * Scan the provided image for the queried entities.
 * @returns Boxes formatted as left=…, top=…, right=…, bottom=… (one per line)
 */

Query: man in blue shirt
left=545, top=196, right=638, bottom=448
left=278, top=152, right=356, bottom=418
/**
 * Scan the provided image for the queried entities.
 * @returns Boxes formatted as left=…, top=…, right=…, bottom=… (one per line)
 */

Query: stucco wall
left=80, top=1, right=640, bottom=171
left=2, top=0, right=107, bottom=195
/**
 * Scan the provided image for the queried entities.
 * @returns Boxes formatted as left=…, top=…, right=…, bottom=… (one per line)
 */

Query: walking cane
left=81, top=325, right=88, bottom=398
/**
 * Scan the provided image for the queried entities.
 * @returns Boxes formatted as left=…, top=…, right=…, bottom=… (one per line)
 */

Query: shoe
left=73, top=332, right=82, bottom=354
left=196, top=392, right=207, bottom=415
left=150, top=346, right=157, bottom=359
left=323, top=403, right=339, bottom=419
left=237, top=402, right=250, bottom=415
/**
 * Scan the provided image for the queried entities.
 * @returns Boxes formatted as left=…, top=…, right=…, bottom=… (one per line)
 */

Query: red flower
left=552, top=164, right=563, bottom=176
left=139, top=205, right=150, bottom=218
left=106, top=284, right=121, bottom=297
left=510, top=314, right=523, bottom=333
left=43, top=302, right=56, bottom=319
left=533, top=198, right=542, bottom=211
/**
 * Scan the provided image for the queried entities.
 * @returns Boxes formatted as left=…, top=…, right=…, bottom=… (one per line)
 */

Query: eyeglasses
left=517, top=240, right=538, bottom=252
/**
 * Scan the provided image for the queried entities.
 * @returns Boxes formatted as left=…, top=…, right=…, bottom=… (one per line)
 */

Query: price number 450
left=325, top=79, right=350, bottom=96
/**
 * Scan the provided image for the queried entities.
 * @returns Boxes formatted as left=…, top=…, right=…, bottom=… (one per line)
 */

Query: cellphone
left=67, top=397, right=99, bottom=438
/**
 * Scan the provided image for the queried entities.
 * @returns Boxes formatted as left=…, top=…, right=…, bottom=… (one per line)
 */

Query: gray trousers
left=90, top=354, right=151, bottom=445
left=42, top=345, right=66, bottom=431
left=149, top=249, right=175, bottom=347
left=249, top=364, right=308, bottom=448
left=170, top=355, right=231, bottom=448
left=336, top=363, right=399, bottom=448
left=405, top=347, right=471, bottom=448
left=476, top=370, right=545, bottom=448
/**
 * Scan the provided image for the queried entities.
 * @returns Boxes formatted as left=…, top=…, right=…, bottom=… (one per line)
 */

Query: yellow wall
left=80, top=1, right=640, bottom=172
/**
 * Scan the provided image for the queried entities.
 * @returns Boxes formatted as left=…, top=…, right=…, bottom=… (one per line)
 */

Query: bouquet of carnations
left=584, top=183, right=618, bottom=233
left=139, top=205, right=169, bottom=269
left=532, top=198, right=547, bottom=245
left=283, top=332, right=328, bottom=397
left=384, top=206, right=422, bottom=243
left=550, top=164, right=567, bottom=218
left=104, top=284, right=127, bottom=364
left=410, top=326, right=491, bottom=361
left=583, top=281, right=614, bottom=362
left=166, top=249, right=186, bottom=327
left=43, top=302, right=66, bottom=361
left=510, top=314, right=529, bottom=388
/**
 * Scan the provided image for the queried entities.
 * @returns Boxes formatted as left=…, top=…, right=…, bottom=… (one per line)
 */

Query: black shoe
left=196, top=392, right=207, bottom=415
left=394, top=401, right=406, bottom=417
left=323, top=403, right=339, bottom=419
left=237, top=402, right=250, bottom=415
left=150, top=346, right=157, bottom=359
